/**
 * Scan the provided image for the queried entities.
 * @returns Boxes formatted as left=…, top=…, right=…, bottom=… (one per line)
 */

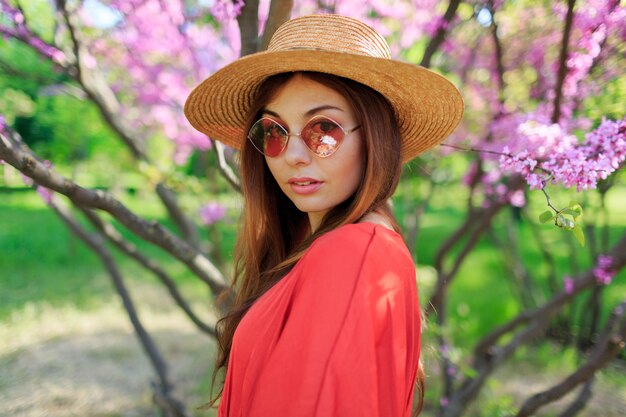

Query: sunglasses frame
left=247, top=114, right=360, bottom=158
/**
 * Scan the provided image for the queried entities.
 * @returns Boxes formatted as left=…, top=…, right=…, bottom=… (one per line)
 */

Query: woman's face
left=262, top=74, right=365, bottom=232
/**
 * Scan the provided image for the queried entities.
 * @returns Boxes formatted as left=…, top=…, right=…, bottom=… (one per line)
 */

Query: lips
left=288, top=177, right=323, bottom=195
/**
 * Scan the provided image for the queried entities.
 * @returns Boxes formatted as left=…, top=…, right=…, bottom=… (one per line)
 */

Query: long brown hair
left=208, top=71, right=424, bottom=412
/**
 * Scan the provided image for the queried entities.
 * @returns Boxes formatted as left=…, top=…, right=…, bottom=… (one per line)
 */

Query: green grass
left=0, top=189, right=238, bottom=320
left=0, top=191, right=112, bottom=317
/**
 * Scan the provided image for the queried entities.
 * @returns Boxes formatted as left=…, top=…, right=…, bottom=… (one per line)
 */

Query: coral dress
left=218, top=223, right=421, bottom=417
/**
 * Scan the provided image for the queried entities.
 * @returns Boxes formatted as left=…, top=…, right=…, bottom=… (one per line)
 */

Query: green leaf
left=555, top=214, right=575, bottom=230
left=539, top=210, right=554, bottom=223
left=567, top=202, right=584, bottom=219
left=572, top=225, right=585, bottom=247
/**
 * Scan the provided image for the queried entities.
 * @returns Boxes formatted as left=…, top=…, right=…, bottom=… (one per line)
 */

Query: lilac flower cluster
left=210, top=0, right=245, bottom=24
left=199, top=202, right=227, bottom=226
left=90, top=0, right=229, bottom=164
left=552, top=0, right=624, bottom=105
left=593, top=255, right=616, bottom=286
left=499, top=117, right=626, bottom=192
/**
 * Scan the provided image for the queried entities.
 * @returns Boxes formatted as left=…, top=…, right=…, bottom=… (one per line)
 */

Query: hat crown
left=267, top=14, right=391, bottom=59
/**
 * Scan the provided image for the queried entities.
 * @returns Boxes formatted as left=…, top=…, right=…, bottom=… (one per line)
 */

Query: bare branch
left=212, top=140, right=242, bottom=193
left=237, top=0, right=260, bottom=56
left=420, top=0, right=462, bottom=68
left=552, top=0, right=576, bottom=123
left=50, top=200, right=191, bottom=417
left=260, top=0, right=294, bottom=50
left=515, top=300, right=626, bottom=417
left=426, top=182, right=525, bottom=317
left=473, top=232, right=626, bottom=358
left=155, top=183, right=203, bottom=250
left=0, top=130, right=228, bottom=295
left=78, top=206, right=218, bottom=337
left=441, top=233, right=626, bottom=417
left=487, top=1, right=505, bottom=107
left=558, top=377, right=594, bottom=417
left=403, top=178, right=436, bottom=256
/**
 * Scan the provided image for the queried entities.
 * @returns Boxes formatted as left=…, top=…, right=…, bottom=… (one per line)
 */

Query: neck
left=308, top=211, right=326, bottom=233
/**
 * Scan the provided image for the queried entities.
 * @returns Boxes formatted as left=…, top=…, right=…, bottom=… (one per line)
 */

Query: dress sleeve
left=248, top=225, right=421, bottom=417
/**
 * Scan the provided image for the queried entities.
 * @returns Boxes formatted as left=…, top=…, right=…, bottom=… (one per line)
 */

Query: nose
left=282, top=133, right=312, bottom=166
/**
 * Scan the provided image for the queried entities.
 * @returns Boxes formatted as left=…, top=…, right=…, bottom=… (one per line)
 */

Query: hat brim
left=184, top=49, right=464, bottom=162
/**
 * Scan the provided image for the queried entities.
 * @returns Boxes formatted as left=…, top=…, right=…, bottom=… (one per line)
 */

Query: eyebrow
left=262, top=105, right=345, bottom=119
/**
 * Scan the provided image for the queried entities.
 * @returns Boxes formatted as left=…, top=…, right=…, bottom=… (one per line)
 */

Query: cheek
left=336, top=138, right=365, bottom=193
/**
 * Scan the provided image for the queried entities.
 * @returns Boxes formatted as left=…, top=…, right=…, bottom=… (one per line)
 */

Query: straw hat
left=184, top=14, right=464, bottom=162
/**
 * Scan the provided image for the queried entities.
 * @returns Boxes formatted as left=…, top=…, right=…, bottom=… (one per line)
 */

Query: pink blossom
left=199, top=202, right=227, bottom=226
left=36, top=186, right=54, bottom=204
left=20, top=174, right=34, bottom=187
left=509, top=190, right=526, bottom=208
left=496, top=117, right=625, bottom=191
left=210, top=0, right=245, bottom=23
left=563, top=276, right=574, bottom=294
left=593, top=255, right=616, bottom=286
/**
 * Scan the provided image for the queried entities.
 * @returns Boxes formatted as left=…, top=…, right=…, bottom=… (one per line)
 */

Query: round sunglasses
left=247, top=115, right=360, bottom=158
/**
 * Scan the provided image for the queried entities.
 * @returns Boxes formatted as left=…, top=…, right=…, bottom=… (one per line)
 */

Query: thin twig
left=440, top=143, right=512, bottom=158
left=540, top=183, right=560, bottom=213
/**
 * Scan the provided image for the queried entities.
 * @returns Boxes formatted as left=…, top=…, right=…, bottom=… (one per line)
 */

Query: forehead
left=264, top=74, right=352, bottom=115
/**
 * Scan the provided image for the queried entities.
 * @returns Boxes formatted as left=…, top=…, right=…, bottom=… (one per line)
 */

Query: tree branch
left=420, top=0, right=462, bottom=68
left=551, top=0, right=576, bottom=123
left=488, top=1, right=506, bottom=108
left=515, top=300, right=626, bottom=417
left=0, top=130, right=228, bottom=295
left=442, top=233, right=626, bottom=417
left=426, top=193, right=519, bottom=317
left=78, top=205, right=218, bottom=337
left=558, top=377, right=594, bottom=417
left=49, top=200, right=191, bottom=417
left=260, top=0, right=293, bottom=50
left=155, top=183, right=203, bottom=250
left=473, top=232, right=626, bottom=358
left=212, top=140, right=241, bottom=193
left=4, top=0, right=206, bottom=255
left=237, top=0, right=260, bottom=56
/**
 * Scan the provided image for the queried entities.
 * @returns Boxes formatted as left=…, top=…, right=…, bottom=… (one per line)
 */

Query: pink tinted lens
left=249, top=118, right=287, bottom=157
left=301, top=118, right=344, bottom=157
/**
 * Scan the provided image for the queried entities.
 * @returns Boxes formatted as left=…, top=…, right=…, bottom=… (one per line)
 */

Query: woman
left=185, top=14, right=463, bottom=416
